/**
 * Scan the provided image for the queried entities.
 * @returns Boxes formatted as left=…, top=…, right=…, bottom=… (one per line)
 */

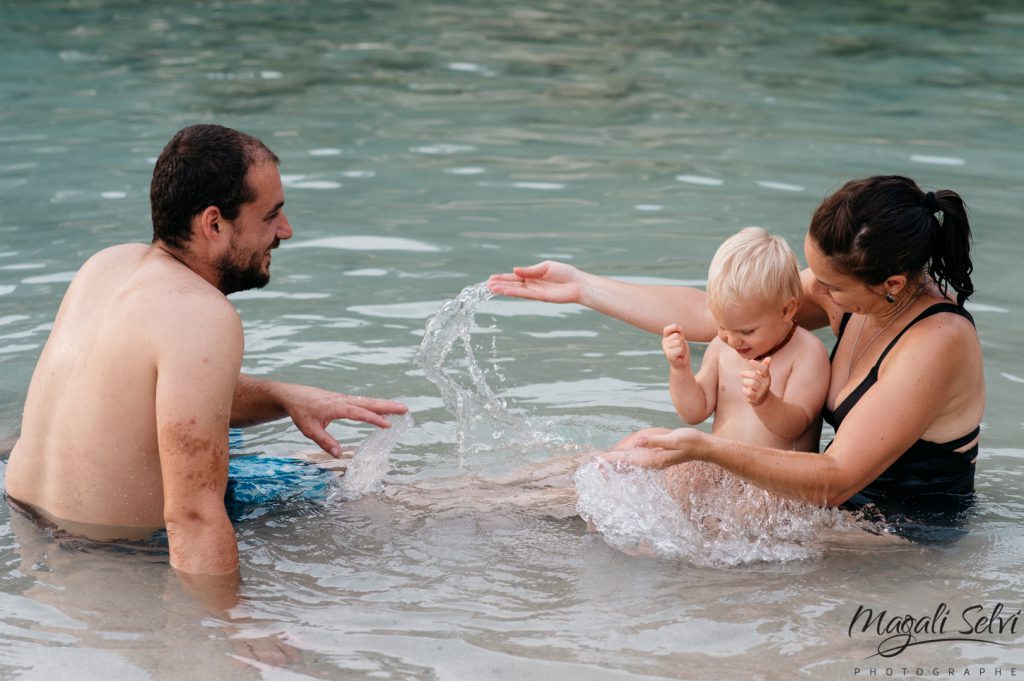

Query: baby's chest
left=716, top=355, right=796, bottom=396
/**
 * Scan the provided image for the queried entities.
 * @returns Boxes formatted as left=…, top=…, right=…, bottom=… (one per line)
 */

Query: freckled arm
left=155, top=304, right=243, bottom=579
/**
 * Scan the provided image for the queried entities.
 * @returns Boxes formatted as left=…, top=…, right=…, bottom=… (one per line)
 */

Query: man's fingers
left=306, top=426, right=343, bottom=458
left=348, top=396, right=408, bottom=415
left=344, top=406, right=392, bottom=429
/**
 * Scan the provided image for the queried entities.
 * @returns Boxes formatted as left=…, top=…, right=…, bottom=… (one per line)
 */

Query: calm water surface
left=2, top=1, right=1023, bottom=679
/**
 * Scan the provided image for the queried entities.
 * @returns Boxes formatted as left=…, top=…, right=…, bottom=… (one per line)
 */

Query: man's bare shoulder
left=94, top=245, right=243, bottom=341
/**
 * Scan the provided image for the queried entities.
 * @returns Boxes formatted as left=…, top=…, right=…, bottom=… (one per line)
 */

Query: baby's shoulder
left=790, top=327, right=830, bottom=365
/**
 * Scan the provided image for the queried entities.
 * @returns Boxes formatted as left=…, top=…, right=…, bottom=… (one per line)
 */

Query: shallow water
left=2, top=1, right=1024, bottom=679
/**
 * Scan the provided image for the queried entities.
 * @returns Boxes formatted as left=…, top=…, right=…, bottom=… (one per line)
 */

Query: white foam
left=675, top=175, right=723, bottom=186
left=966, top=302, right=1008, bottom=313
left=228, top=291, right=330, bottom=300
left=512, top=182, right=565, bottom=190
left=22, top=271, right=76, bottom=284
left=0, top=343, right=40, bottom=354
left=285, top=236, right=440, bottom=252
left=447, top=62, right=494, bottom=75
left=101, top=191, right=127, bottom=199
left=345, top=268, right=389, bottom=277
left=1, top=263, right=46, bottom=271
left=523, top=330, right=599, bottom=339
left=635, top=204, right=663, bottom=211
left=910, top=154, right=965, bottom=166
left=288, top=180, right=342, bottom=189
left=412, top=144, right=475, bottom=155
left=1001, top=372, right=1024, bottom=385
left=445, top=167, right=485, bottom=175
left=309, top=148, right=342, bottom=156
left=575, top=460, right=853, bottom=566
left=0, top=285, right=15, bottom=296
left=756, top=180, right=805, bottom=192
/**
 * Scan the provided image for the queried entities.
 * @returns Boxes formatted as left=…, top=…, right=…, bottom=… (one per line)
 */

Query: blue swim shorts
left=225, top=455, right=335, bottom=522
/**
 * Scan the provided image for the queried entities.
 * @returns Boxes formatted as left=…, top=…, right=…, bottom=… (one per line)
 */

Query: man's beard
left=216, top=242, right=275, bottom=294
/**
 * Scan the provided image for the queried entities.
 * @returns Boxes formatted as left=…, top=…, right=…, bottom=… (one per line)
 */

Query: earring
left=885, top=292, right=895, bottom=304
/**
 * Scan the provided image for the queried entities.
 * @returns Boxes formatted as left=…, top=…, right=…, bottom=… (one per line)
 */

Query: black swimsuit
left=823, top=303, right=979, bottom=524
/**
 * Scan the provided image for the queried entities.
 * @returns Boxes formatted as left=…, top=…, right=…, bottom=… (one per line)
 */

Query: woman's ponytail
left=929, top=190, right=974, bottom=307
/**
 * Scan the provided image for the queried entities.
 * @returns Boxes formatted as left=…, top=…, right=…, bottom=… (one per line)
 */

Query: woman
left=489, top=176, right=984, bottom=526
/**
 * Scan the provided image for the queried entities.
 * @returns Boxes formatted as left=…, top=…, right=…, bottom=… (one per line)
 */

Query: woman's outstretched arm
left=488, top=260, right=719, bottom=340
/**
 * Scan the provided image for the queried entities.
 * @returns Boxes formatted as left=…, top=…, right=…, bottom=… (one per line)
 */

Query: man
left=5, top=124, right=407, bottom=579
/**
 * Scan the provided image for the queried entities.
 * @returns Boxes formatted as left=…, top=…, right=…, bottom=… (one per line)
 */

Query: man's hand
left=274, top=383, right=408, bottom=458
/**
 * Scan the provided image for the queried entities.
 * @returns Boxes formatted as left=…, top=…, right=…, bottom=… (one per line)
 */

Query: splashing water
left=415, top=282, right=862, bottom=564
left=415, top=282, right=562, bottom=453
left=334, top=412, right=415, bottom=501
left=575, top=459, right=857, bottom=566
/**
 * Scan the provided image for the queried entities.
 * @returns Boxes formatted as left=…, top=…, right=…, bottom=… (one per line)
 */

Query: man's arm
left=230, top=375, right=408, bottom=458
left=156, top=301, right=243, bottom=576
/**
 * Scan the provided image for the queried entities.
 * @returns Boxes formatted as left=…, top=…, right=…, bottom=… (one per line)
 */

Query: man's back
left=6, top=243, right=235, bottom=538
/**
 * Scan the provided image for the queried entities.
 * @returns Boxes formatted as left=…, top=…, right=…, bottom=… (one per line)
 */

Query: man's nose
left=278, top=213, right=294, bottom=240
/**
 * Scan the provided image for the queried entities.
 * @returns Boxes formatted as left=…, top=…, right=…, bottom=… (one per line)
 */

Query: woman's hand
left=601, top=428, right=709, bottom=469
left=487, top=261, right=584, bottom=304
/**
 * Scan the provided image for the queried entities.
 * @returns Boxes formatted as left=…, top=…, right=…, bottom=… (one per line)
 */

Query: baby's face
left=711, top=300, right=794, bottom=360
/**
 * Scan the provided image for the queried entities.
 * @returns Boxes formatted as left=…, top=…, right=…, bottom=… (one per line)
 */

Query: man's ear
left=197, top=206, right=224, bottom=242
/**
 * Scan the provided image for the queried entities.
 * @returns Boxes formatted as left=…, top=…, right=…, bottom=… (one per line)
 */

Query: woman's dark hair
left=809, top=175, right=974, bottom=306
left=150, top=124, right=279, bottom=250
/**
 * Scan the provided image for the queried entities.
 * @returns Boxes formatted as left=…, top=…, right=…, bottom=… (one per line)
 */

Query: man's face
left=216, top=161, right=292, bottom=294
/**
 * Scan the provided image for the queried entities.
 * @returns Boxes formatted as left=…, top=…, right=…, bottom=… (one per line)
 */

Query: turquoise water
left=2, top=1, right=1024, bottom=679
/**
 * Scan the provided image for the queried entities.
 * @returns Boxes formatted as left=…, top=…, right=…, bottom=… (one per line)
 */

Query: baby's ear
left=780, top=297, right=799, bottom=321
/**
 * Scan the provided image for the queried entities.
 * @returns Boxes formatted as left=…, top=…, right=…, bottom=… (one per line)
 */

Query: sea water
left=2, top=1, right=1024, bottom=679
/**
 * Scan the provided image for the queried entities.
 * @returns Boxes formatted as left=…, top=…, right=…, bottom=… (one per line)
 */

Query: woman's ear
left=883, top=273, right=909, bottom=298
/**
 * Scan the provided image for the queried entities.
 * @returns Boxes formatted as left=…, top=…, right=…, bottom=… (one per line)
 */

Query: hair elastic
left=924, top=191, right=941, bottom=214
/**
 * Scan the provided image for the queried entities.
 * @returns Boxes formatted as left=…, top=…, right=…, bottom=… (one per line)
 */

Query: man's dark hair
left=150, top=124, right=279, bottom=249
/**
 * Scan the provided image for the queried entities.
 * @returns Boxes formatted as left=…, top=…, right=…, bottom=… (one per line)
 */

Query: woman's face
left=803, top=235, right=883, bottom=314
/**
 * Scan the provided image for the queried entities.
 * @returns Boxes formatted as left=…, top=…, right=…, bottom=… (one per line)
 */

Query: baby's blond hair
left=706, top=227, right=802, bottom=313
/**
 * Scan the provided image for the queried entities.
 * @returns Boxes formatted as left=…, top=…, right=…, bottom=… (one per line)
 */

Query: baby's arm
left=741, top=335, right=830, bottom=441
left=664, top=324, right=718, bottom=425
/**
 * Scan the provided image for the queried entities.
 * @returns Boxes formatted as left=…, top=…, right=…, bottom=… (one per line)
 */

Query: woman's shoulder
left=904, top=301, right=978, bottom=345
left=882, top=300, right=981, bottom=374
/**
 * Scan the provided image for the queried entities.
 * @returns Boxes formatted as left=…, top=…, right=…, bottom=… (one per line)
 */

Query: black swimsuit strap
left=826, top=303, right=975, bottom=428
left=872, top=302, right=974, bottom=369
left=936, top=425, right=981, bottom=450
left=829, top=312, right=854, bottom=362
